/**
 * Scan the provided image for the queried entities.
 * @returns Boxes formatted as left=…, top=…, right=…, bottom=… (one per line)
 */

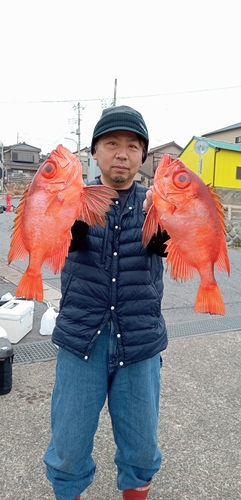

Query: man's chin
left=111, top=176, right=126, bottom=184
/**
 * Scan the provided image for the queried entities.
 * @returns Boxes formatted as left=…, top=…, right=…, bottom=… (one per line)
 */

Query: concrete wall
left=214, top=187, right=241, bottom=204
left=226, top=220, right=241, bottom=247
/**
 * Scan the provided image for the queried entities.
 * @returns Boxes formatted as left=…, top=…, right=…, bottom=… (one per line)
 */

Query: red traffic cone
left=6, top=194, right=12, bottom=212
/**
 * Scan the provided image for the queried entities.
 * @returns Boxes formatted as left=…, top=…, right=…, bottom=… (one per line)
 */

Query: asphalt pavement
left=0, top=199, right=240, bottom=499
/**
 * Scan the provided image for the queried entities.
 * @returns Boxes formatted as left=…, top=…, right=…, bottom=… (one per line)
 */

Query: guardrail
left=223, top=204, right=241, bottom=221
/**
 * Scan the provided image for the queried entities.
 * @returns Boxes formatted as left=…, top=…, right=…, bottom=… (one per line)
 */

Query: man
left=44, top=105, right=169, bottom=500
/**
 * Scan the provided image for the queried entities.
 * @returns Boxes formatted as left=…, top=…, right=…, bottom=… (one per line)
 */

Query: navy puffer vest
left=52, top=181, right=168, bottom=366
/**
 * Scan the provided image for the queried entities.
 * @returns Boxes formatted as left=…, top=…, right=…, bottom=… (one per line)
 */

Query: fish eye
left=173, top=171, right=191, bottom=189
left=41, top=162, right=57, bottom=178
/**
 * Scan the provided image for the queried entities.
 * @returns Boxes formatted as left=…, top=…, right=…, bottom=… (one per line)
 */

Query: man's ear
left=92, top=143, right=97, bottom=160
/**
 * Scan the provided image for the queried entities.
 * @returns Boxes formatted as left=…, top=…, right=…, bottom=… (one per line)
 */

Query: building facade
left=1, top=142, right=41, bottom=187
left=202, top=122, right=241, bottom=144
left=180, top=136, right=241, bottom=190
left=138, top=141, right=183, bottom=186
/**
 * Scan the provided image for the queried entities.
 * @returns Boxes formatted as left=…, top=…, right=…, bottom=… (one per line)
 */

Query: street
left=0, top=198, right=240, bottom=325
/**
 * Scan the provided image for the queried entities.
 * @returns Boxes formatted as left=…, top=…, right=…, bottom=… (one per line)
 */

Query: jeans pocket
left=160, top=354, right=163, bottom=368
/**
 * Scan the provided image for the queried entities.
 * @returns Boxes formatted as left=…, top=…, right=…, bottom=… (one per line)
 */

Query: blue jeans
left=44, top=322, right=162, bottom=500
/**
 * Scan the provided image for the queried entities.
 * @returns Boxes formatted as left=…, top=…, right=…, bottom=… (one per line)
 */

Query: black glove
left=68, top=220, right=89, bottom=252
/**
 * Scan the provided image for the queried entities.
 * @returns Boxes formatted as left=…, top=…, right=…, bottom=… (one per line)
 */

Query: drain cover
left=11, top=315, right=241, bottom=365
left=13, top=340, right=58, bottom=365
left=167, top=314, right=241, bottom=339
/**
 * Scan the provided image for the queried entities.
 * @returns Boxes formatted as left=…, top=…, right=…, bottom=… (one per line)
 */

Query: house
left=76, top=147, right=88, bottom=179
left=138, top=141, right=183, bottom=186
left=1, top=142, right=89, bottom=191
left=2, top=142, right=41, bottom=185
left=180, top=136, right=241, bottom=190
left=133, top=169, right=153, bottom=187
left=68, top=147, right=88, bottom=179
left=202, top=122, right=241, bottom=144
left=87, top=148, right=100, bottom=182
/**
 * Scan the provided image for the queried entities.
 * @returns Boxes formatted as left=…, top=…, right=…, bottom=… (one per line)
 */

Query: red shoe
left=122, top=482, right=151, bottom=499
left=73, top=496, right=80, bottom=500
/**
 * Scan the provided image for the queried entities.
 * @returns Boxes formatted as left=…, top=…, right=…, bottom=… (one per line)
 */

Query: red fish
left=142, top=154, right=230, bottom=315
left=8, top=145, right=117, bottom=302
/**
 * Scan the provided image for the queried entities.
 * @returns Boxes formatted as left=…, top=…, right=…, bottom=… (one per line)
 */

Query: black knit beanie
left=91, top=105, right=149, bottom=163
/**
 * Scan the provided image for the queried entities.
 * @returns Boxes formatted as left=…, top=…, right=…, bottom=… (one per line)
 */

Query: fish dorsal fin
left=207, top=185, right=230, bottom=275
left=166, top=239, right=198, bottom=282
left=8, top=185, right=30, bottom=263
left=142, top=204, right=162, bottom=247
left=44, top=231, right=72, bottom=273
left=207, top=185, right=226, bottom=234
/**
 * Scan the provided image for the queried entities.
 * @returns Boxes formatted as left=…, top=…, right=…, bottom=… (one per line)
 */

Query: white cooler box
left=0, top=300, right=34, bottom=344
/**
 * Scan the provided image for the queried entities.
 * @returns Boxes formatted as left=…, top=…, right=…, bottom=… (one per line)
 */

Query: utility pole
left=73, top=102, right=85, bottom=161
left=0, top=141, right=4, bottom=192
left=77, top=102, right=81, bottom=160
left=101, top=80, right=117, bottom=109
left=68, top=104, right=84, bottom=161
left=113, top=78, right=117, bottom=107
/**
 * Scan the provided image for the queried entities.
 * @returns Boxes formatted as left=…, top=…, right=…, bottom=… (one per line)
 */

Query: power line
left=0, top=84, right=240, bottom=105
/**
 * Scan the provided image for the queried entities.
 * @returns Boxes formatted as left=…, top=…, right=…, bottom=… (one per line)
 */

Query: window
left=13, top=169, right=24, bottom=174
left=235, top=136, right=241, bottom=143
left=236, top=167, right=241, bottom=179
left=12, top=152, right=34, bottom=163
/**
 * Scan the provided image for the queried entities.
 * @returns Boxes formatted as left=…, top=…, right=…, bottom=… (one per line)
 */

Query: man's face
left=93, top=130, right=144, bottom=189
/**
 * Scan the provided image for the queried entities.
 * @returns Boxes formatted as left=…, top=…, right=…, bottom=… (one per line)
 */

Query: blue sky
left=0, top=0, right=240, bottom=154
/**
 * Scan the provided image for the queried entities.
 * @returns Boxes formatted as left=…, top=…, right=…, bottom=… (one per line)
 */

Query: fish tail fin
left=194, top=282, right=225, bottom=315
left=15, top=269, right=43, bottom=302
left=79, top=185, right=118, bottom=227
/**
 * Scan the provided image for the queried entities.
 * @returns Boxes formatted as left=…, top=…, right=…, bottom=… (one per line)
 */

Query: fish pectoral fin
left=77, top=185, right=118, bottom=227
left=142, top=204, right=161, bottom=247
left=44, top=231, right=72, bottom=273
left=44, top=193, right=65, bottom=215
left=166, top=239, right=197, bottom=281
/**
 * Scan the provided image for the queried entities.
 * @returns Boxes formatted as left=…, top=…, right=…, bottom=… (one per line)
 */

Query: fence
left=223, top=204, right=241, bottom=221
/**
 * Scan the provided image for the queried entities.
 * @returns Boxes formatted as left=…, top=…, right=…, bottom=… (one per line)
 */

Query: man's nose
left=116, top=147, right=128, bottom=159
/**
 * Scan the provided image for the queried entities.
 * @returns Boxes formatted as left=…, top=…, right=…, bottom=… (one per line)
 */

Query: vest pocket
left=60, top=273, right=73, bottom=307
